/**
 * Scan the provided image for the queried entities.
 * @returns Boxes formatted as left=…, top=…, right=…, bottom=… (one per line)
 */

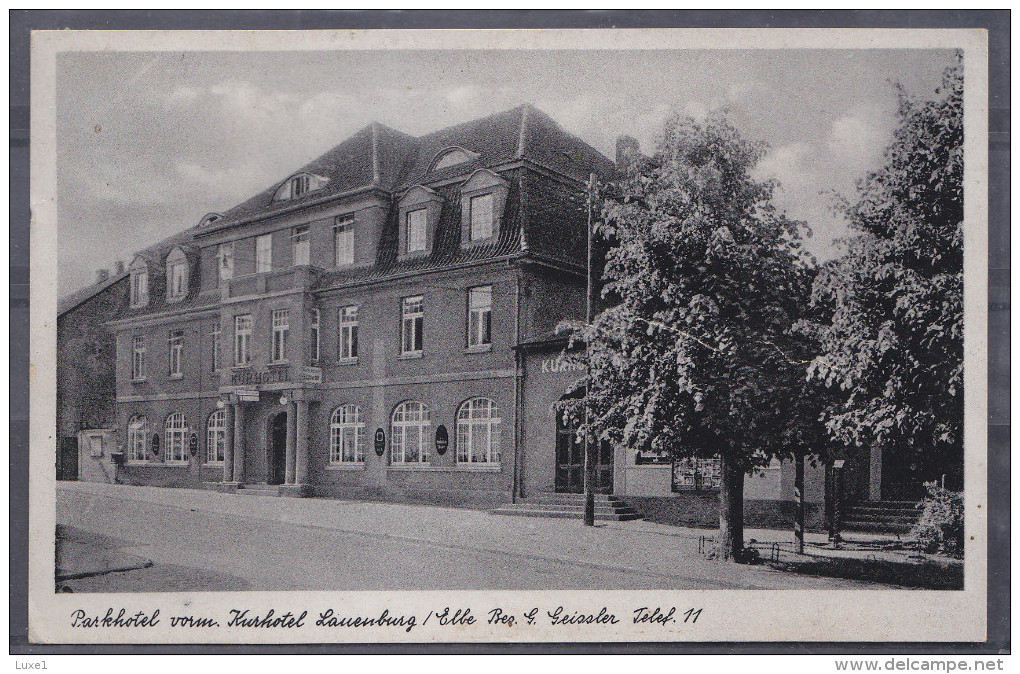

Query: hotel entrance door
left=554, top=412, right=613, bottom=494
left=268, top=413, right=287, bottom=486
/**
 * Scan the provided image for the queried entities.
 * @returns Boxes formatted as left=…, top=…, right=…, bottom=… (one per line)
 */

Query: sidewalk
left=56, top=481, right=956, bottom=590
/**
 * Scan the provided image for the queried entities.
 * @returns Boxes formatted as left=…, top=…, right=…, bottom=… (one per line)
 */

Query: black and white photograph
left=26, top=25, right=991, bottom=646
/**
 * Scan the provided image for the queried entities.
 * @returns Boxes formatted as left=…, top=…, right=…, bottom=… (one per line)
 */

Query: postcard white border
left=29, top=27, right=989, bottom=644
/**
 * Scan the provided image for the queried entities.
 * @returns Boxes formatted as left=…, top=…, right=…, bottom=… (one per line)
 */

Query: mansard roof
left=203, top=104, right=615, bottom=232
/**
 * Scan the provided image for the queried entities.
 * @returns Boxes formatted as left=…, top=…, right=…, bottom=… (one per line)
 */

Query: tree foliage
left=562, top=111, right=818, bottom=477
left=803, top=58, right=964, bottom=456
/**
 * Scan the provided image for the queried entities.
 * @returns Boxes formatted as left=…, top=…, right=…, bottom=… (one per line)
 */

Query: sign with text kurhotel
left=540, top=356, right=586, bottom=375
left=230, top=365, right=323, bottom=387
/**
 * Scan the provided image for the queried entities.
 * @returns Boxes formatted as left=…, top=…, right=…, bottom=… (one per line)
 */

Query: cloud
left=827, top=109, right=893, bottom=170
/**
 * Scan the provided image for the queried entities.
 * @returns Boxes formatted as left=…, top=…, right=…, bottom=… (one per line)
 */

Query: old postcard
left=29, top=27, right=989, bottom=644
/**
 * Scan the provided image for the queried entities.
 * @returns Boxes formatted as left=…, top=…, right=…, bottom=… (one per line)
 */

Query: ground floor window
left=391, top=401, right=430, bottom=464
left=456, top=397, right=500, bottom=463
left=127, top=415, right=148, bottom=462
left=206, top=410, right=226, bottom=464
left=330, top=404, right=365, bottom=463
left=164, top=413, right=189, bottom=464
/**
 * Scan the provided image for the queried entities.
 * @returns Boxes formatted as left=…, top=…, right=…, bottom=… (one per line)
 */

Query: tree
left=560, top=112, right=816, bottom=561
left=804, top=58, right=963, bottom=484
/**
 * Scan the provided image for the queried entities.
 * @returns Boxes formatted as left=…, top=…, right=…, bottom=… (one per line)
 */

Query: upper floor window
left=292, top=226, right=310, bottom=266
left=460, top=170, right=509, bottom=247
left=166, top=247, right=190, bottom=301
left=468, top=194, right=494, bottom=241
left=130, top=269, right=149, bottom=307
left=330, top=405, right=365, bottom=464
left=199, top=212, right=223, bottom=228
left=338, top=306, right=359, bottom=361
left=168, top=330, right=184, bottom=377
left=206, top=410, right=226, bottom=464
left=169, top=262, right=187, bottom=299
left=274, top=173, right=327, bottom=202
left=467, top=285, right=492, bottom=349
left=211, top=323, right=221, bottom=372
left=131, top=335, right=146, bottom=381
left=406, top=209, right=427, bottom=254
left=217, top=243, right=234, bottom=281
left=164, top=413, right=189, bottom=464
left=234, top=314, right=252, bottom=366
left=401, top=296, right=423, bottom=356
left=255, top=234, right=272, bottom=273
left=334, top=218, right=354, bottom=266
left=127, top=415, right=148, bottom=462
left=391, top=401, right=431, bottom=464
left=456, top=398, right=501, bottom=464
left=271, top=309, right=290, bottom=362
left=309, top=309, right=320, bottom=362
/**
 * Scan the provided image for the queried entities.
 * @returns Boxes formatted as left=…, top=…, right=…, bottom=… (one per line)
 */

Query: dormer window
left=431, top=147, right=479, bottom=173
left=129, top=256, right=149, bottom=308
left=131, top=269, right=149, bottom=307
left=460, top=169, right=510, bottom=247
left=199, top=213, right=223, bottom=228
left=468, top=193, right=494, bottom=241
left=397, top=185, right=442, bottom=257
left=165, top=247, right=190, bottom=302
left=274, top=172, right=327, bottom=202
left=406, top=209, right=427, bottom=253
left=169, top=262, right=187, bottom=297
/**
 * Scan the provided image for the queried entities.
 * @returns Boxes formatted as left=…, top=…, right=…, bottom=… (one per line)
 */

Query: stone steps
left=844, top=500, right=923, bottom=534
left=236, top=483, right=280, bottom=497
left=492, top=494, right=643, bottom=522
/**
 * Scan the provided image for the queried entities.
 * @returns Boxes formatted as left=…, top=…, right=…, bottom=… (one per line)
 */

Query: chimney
left=616, top=135, right=640, bottom=169
left=96, top=269, right=110, bottom=284
left=114, top=260, right=125, bottom=275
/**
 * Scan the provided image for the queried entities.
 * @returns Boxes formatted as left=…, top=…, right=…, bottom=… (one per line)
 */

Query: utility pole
left=794, top=451, right=805, bottom=554
left=583, top=173, right=596, bottom=527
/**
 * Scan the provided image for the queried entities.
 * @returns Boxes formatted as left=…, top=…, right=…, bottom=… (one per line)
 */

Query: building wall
left=57, top=276, right=128, bottom=479
left=115, top=394, right=223, bottom=487
left=115, top=313, right=220, bottom=401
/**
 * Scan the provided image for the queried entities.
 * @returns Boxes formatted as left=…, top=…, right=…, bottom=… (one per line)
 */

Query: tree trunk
left=718, top=456, right=745, bottom=562
left=794, top=453, right=805, bottom=554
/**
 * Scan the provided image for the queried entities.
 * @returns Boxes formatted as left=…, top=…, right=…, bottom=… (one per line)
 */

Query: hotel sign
left=231, top=367, right=291, bottom=386
left=301, top=366, right=323, bottom=384
left=540, top=356, right=586, bottom=374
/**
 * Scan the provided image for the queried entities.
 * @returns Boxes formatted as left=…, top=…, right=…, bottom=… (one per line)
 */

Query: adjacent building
left=57, top=266, right=129, bottom=481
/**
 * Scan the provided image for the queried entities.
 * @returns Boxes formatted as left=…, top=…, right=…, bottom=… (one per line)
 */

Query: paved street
left=56, top=481, right=883, bottom=591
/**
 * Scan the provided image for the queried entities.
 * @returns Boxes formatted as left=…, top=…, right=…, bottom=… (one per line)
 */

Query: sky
left=56, top=47, right=956, bottom=295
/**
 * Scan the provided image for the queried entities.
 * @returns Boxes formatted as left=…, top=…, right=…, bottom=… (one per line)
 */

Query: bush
left=907, top=482, right=964, bottom=558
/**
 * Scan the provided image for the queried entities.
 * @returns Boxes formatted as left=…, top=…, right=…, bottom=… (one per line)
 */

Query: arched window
left=199, top=212, right=222, bottom=228
left=456, top=398, right=501, bottom=464
left=391, top=401, right=430, bottom=464
left=164, top=413, right=189, bottom=464
left=274, top=173, right=327, bottom=201
left=431, top=147, right=478, bottom=172
left=206, top=410, right=226, bottom=464
left=127, top=415, right=148, bottom=462
left=330, top=405, right=365, bottom=464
